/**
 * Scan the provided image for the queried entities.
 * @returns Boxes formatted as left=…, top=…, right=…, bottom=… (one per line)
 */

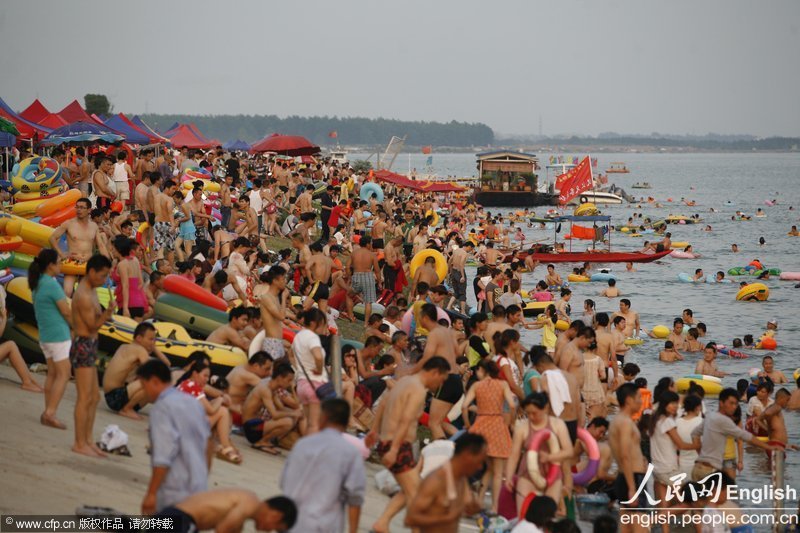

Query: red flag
left=558, top=156, right=593, bottom=205
left=421, top=145, right=432, bottom=154
left=328, top=131, right=338, bottom=138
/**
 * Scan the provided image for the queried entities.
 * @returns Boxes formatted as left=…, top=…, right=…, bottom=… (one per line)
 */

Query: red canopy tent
left=373, top=169, right=427, bottom=191
left=250, top=134, right=319, bottom=156
left=0, top=97, right=52, bottom=141
left=419, top=181, right=466, bottom=193
left=168, top=124, right=214, bottom=149
left=38, top=113, right=69, bottom=129
left=20, top=99, right=51, bottom=123
left=57, top=100, right=104, bottom=125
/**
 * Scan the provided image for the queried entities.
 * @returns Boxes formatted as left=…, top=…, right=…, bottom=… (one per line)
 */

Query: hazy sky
left=2, top=0, right=798, bottom=136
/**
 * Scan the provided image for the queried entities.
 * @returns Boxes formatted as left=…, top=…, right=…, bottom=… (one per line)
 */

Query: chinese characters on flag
left=558, top=156, right=594, bottom=205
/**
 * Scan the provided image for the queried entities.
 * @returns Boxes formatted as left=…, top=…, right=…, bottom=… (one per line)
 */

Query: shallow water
left=361, top=151, right=800, bottom=512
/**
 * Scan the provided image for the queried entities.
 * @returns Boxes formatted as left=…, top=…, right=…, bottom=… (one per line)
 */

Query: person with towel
left=531, top=350, right=581, bottom=445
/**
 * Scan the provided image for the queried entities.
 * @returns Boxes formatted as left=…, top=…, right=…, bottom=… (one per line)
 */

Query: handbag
left=295, top=346, right=337, bottom=401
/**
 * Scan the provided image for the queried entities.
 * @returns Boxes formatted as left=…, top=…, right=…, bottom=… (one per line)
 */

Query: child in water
left=600, top=278, right=619, bottom=298
left=685, top=328, right=703, bottom=352
left=659, top=340, right=684, bottom=362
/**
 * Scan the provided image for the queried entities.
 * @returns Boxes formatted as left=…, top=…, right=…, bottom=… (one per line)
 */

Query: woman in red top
left=176, top=361, right=242, bottom=464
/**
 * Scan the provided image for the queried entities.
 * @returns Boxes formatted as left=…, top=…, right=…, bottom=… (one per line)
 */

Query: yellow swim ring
left=573, top=202, right=598, bottom=216
left=671, top=241, right=690, bottom=249
left=410, top=249, right=448, bottom=284
left=676, top=377, right=723, bottom=396
left=425, top=210, right=440, bottom=226
left=735, top=283, right=769, bottom=302
left=567, top=274, right=590, bottom=283
left=182, top=179, right=221, bottom=193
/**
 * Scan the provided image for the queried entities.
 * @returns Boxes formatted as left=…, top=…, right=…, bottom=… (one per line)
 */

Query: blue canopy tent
left=103, top=115, right=150, bottom=145
left=130, top=116, right=169, bottom=144
left=223, top=139, right=251, bottom=151
left=42, top=121, right=125, bottom=145
left=0, top=132, right=16, bottom=147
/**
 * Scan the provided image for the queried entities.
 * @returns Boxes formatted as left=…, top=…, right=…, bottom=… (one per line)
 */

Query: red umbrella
left=250, top=133, right=319, bottom=156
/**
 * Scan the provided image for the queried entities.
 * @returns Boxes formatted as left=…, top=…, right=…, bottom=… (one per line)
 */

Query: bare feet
left=118, top=409, right=143, bottom=421
left=90, top=443, right=108, bottom=457
left=40, top=413, right=67, bottom=430
left=22, top=382, right=44, bottom=393
left=72, top=444, right=104, bottom=458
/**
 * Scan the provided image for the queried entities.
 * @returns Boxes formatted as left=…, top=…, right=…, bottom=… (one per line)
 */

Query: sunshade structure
left=168, top=124, right=214, bottom=149
left=130, top=116, right=169, bottom=143
left=57, top=100, right=103, bottom=125
left=223, top=139, right=251, bottom=151
left=104, top=114, right=153, bottom=145
left=250, top=134, right=319, bottom=156
left=0, top=132, right=16, bottom=147
left=38, top=113, right=69, bottom=130
left=0, top=97, right=52, bottom=140
left=420, top=181, right=466, bottom=193
left=373, top=169, right=428, bottom=191
left=19, top=99, right=51, bottom=123
left=42, top=121, right=125, bottom=145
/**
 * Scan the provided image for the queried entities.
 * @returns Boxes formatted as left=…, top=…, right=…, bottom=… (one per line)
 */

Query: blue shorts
left=178, top=221, right=196, bottom=241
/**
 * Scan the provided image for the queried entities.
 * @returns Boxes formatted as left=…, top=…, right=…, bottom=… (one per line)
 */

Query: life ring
left=182, top=179, right=221, bottom=193
left=425, top=209, right=440, bottom=226
left=11, top=157, right=61, bottom=194
left=573, top=428, right=600, bottom=486
left=735, top=283, right=769, bottom=302
left=567, top=274, right=590, bottom=283
left=359, top=182, right=384, bottom=202
left=676, top=377, right=723, bottom=396
left=526, top=428, right=561, bottom=490
left=409, top=249, right=448, bottom=283
left=14, top=180, right=68, bottom=202
left=573, top=202, right=598, bottom=216
left=0, top=236, right=23, bottom=252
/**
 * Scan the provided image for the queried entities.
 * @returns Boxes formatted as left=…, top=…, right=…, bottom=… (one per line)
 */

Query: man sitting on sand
left=154, top=489, right=297, bottom=533
left=241, top=363, right=306, bottom=455
left=206, top=306, right=251, bottom=352
left=225, top=351, right=274, bottom=422
left=103, top=322, right=171, bottom=419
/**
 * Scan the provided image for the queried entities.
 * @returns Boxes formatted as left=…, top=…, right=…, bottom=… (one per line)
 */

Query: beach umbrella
left=250, top=134, right=319, bottom=156
left=0, top=117, right=20, bottom=136
left=42, top=121, right=125, bottom=145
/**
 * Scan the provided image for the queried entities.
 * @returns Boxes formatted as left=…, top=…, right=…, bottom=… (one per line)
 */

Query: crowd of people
left=1, top=144, right=797, bottom=532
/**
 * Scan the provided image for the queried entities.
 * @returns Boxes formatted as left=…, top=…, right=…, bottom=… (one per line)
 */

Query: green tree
left=84, top=94, right=112, bottom=116
left=351, top=160, right=373, bottom=173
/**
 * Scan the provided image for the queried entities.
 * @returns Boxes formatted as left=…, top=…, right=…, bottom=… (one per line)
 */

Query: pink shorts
left=297, top=379, right=325, bottom=405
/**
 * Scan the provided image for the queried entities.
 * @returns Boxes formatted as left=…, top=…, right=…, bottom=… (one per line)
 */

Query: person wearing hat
left=767, top=319, right=778, bottom=331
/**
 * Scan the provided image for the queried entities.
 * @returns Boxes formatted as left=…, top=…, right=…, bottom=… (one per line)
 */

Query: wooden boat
left=510, top=249, right=672, bottom=264
left=605, top=162, right=630, bottom=174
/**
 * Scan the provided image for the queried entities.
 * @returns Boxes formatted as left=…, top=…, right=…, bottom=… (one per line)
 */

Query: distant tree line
left=530, top=135, right=800, bottom=151
left=138, top=114, right=495, bottom=147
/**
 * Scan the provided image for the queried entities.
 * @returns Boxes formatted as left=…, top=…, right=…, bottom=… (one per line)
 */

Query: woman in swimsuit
left=504, top=392, right=573, bottom=512
left=111, top=237, right=148, bottom=321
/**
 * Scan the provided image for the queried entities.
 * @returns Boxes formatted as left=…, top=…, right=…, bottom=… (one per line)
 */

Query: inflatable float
left=359, top=182, right=384, bottom=202
left=522, top=301, right=550, bottom=317
left=567, top=274, right=590, bottom=283
left=573, top=202, right=598, bottom=216
left=11, top=157, right=61, bottom=194
left=0, top=214, right=56, bottom=249
left=735, top=283, right=769, bottom=302
left=676, top=376, right=723, bottom=396
left=409, top=249, right=448, bottom=284
left=154, top=292, right=229, bottom=338
left=589, top=272, right=616, bottom=282
left=527, top=429, right=561, bottom=490
left=34, top=189, right=81, bottom=218
left=677, top=273, right=703, bottom=283
left=651, top=325, right=669, bottom=338
left=779, top=272, right=800, bottom=281
left=163, top=274, right=228, bottom=312
left=181, top=179, right=221, bottom=193
left=670, top=250, right=696, bottom=259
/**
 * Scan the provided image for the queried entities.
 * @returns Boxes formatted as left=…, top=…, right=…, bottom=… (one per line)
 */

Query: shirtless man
left=553, top=320, right=581, bottom=367
left=371, top=211, right=388, bottom=250
left=668, top=318, right=687, bottom=351
left=695, top=343, right=727, bottom=378
left=533, top=351, right=581, bottom=444
left=304, top=242, right=333, bottom=312
left=49, top=198, right=108, bottom=297
left=410, top=303, right=460, bottom=440
left=600, top=278, right=620, bottom=298
left=448, top=241, right=471, bottom=314
left=383, top=235, right=404, bottom=294
left=103, top=322, right=170, bottom=420
left=352, top=200, right=369, bottom=235
left=575, top=418, right=615, bottom=494
left=153, top=179, right=178, bottom=260
left=147, top=173, right=163, bottom=214
left=411, top=256, right=440, bottom=299
left=219, top=173, right=234, bottom=228
left=74, top=147, right=92, bottom=196
left=761, top=355, right=788, bottom=384
left=259, top=266, right=289, bottom=360
left=365, top=356, right=451, bottom=533
left=207, top=307, right=251, bottom=352
left=612, top=298, right=640, bottom=338
left=405, top=433, right=486, bottom=533
left=659, top=341, right=685, bottom=362
left=294, top=184, right=314, bottom=215
left=134, top=172, right=152, bottom=214
left=92, top=155, right=116, bottom=209
left=482, top=241, right=501, bottom=267
left=545, top=264, right=563, bottom=287
left=225, top=351, right=273, bottom=419
left=609, top=383, right=648, bottom=533
left=153, top=489, right=297, bottom=532
left=756, top=388, right=797, bottom=455
left=135, top=149, right=156, bottom=185
left=241, top=363, right=304, bottom=453
left=350, top=236, right=382, bottom=326
left=611, top=316, right=630, bottom=368
left=594, top=313, right=617, bottom=383
left=71, top=254, right=115, bottom=457
left=235, top=195, right=259, bottom=238
left=188, top=185, right=215, bottom=241
left=559, top=326, right=593, bottom=391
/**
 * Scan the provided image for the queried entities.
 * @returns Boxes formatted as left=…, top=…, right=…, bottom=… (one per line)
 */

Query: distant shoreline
left=346, top=145, right=800, bottom=154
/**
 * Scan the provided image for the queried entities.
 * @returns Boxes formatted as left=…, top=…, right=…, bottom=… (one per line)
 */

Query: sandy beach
left=0, top=363, right=433, bottom=532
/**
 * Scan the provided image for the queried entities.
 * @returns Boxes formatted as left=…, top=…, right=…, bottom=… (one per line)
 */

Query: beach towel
left=543, top=369, right=571, bottom=416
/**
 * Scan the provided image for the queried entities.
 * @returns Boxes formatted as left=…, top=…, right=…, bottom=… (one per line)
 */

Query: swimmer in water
left=704, top=225, right=712, bottom=232
left=600, top=278, right=620, bottom=298
left=625, top=261, right=636, bottom=272
left=659, top=341, right=684, bottom=362
left=731, top=244, right=739, bottom=253
left=789, top=225, right=799, bottom=236
left=759, top=237, right=766, bottom=246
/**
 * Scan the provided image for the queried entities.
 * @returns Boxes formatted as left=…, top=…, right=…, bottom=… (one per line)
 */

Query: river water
left=357, top=151, right=800, bottom=513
